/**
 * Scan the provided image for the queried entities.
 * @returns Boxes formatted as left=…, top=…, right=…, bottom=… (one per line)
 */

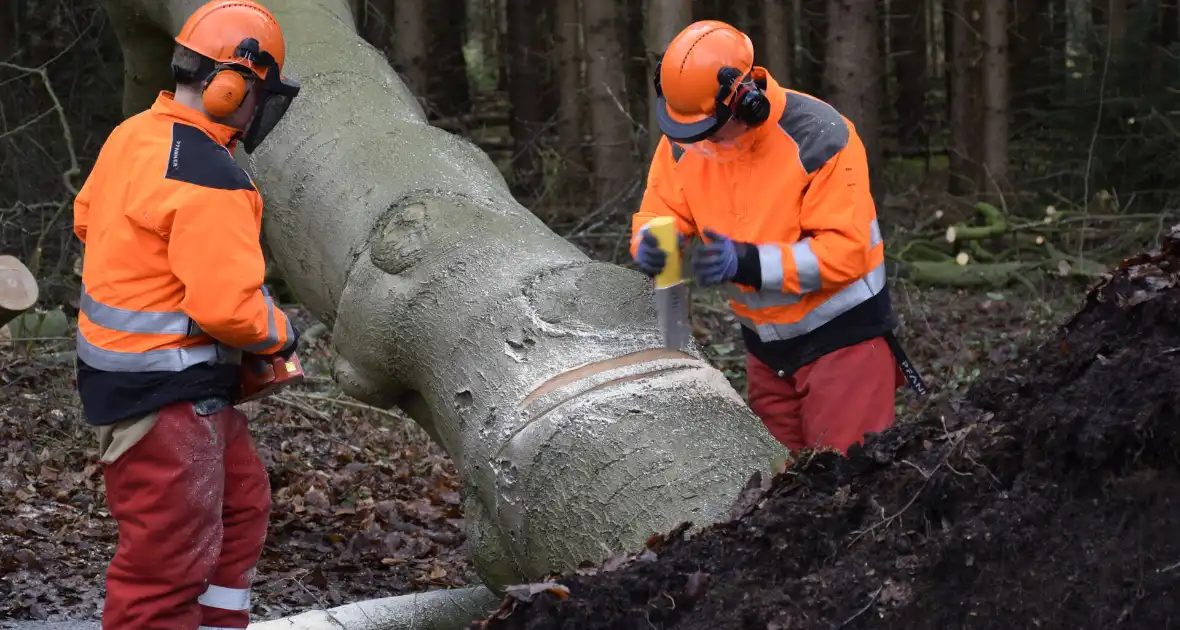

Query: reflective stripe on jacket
left=631, top=70, right=888, bottom=347
left=73, top=91, right=295, bottom=376
left=77, top=283, right=291, bottom=372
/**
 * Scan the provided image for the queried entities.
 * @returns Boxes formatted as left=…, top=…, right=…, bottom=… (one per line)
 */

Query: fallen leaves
left=504, top=581, right=570, bottom=603
left=726, top=470, right=773, bottom=521
left=0, top=333, right=475, bottom=622
left=476, top=581, right=571, bottom=626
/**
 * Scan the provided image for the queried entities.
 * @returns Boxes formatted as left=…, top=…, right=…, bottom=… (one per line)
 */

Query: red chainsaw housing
left=238, top=352, right=305, bottom=402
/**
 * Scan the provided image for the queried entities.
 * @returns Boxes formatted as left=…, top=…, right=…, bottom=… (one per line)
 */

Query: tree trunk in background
left=467, top=0, right=488, bottom=65
left=0, top=1, right=17, bottom=58
left=393, top=0, right=429, bottom=103
left=1099, top=0, right=1129, bottom=60
left=801, top=0, right=828, bottom=94
left=425, top=0, right=471, bottom=117
left=734, top=0, right=752, bottom=32
left=624, top=0, right=649, bottom=137
left=507, top=0, right=545, bottom=196
left=584, top=0, right=636, bottom=206
left=761, top=0, right=792, bottom=86
left=475, top=0, right=497, bottom=70
left=980, top=0, right=1009, bottom=192
left=1010, top=0, right=1053, bottom=112
left=496, top=0, right=509, bottom=91
left=1162, top=0, right=1179, bottom=45
left=693, top=0, right=722, bottom=21
left=355, top=0, right=394, bottom=53
left=646, top=0, right=693, bottom=156
left=823, top=0, right=884, bottom=206
left=890, top=0, right=928, bottom=153
left=1065, top=0, right=1093, bottom=98
left=946, top=0, right=982, bottom=195
left=746, top=0, right=766, bottom=59
left=555, top=0, right=587, bottom=188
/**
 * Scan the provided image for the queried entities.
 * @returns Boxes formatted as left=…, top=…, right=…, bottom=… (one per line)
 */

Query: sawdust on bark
left=481, top=229, right=1180, bottom=629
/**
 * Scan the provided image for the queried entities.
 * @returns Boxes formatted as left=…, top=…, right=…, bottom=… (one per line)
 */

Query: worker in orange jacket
left=631, top=20, right=926, bottom=455
left=71, top=1, right=301, bottom=627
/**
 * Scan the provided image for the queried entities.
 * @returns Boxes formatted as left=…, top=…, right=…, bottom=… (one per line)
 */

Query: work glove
left=275, top=324, right=301, bottom=360
left=692, top=229, right=740, bottom=286
left=634, top=229, right=681, bottom=277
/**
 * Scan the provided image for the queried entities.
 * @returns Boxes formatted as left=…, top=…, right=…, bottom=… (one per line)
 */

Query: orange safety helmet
left=653, top=20, right=771, bottom=143
left=174, top=0, right=301, bottom=153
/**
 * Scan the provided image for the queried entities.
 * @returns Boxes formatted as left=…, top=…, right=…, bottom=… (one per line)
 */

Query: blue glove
left=635, top=229, right=678, bottom=276
left=692, top=229, right=740, bottom=286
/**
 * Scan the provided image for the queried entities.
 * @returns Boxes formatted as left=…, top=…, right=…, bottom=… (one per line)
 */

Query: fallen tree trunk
left=102, top=0, right=783, bottom=618
left=0, top=254, right=39, bottom=329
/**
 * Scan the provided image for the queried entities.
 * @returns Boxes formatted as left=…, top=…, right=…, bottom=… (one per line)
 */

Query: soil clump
left=482, top=228, right=1180, bottom=629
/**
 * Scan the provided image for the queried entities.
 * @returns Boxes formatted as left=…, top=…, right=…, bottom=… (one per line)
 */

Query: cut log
left=0, top=254, right=39, bottom=329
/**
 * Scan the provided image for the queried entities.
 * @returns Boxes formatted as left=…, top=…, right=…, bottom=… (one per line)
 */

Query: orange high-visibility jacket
left=74, top=92, right=294, bottom=379
left=631, top=71, right=892, bottom=372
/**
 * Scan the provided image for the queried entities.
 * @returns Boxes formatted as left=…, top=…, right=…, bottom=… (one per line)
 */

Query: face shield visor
left=655, top=66, right=758, bottom=164
left=241, top=65, right=300, bottom=154
left=674, top=119, right=754, bottom=163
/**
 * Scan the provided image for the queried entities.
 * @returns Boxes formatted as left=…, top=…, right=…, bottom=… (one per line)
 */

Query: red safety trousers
left=99, top=401, right=271, bottom=629
left=746, top=336, right=905, bottom=454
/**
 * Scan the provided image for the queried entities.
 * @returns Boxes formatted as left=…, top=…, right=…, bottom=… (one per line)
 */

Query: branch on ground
left=893, top=201, right=1117, bottom=288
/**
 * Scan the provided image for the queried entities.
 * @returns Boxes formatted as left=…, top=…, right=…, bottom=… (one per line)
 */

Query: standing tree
left=823, top=0, right=884, bottom=203
left=645, top=0, right=693, bottom=156
left=946, top=0, right=983, bottom=194
left=980, top=0, right=1009, bottom=193
left=554, top=0, right=588, bottom=189
left=584, top=0, right=637, bottom=205
left=760, top=0, right=792, bottom=87
left=506, top=0, right=547, bottom=195
left=393, top=0, right=430, bottom=102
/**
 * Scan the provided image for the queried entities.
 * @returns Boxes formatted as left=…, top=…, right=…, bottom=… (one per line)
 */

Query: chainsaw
left=237, top=352, right=305, bottom=402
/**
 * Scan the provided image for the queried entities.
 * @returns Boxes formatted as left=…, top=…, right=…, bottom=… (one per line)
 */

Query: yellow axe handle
left=646, top=217, right=683, bottom=289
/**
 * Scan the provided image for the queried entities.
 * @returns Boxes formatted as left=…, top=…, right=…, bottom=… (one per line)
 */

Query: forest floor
left=478, top=229, right=1180, bottom=629
left=0, top=260, right=1086, bottom=623
left=0, top=309, right=480, bottom=621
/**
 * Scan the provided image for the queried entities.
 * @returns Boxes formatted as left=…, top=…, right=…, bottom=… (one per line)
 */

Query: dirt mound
left=481, top=228, right=1180, bottom=630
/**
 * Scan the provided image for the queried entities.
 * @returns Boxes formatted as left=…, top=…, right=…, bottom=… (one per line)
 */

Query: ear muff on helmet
left=716, top=66, right=771, bottom=127
left=190, top=36, right=301, bottom=153
left=200, top=37, right=263, bottom=118
left=202, top=66, right=249, bottom=117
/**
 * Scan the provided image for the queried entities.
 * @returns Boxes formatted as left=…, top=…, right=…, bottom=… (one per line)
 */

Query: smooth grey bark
left=102, top=0, right=784, bottom=606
